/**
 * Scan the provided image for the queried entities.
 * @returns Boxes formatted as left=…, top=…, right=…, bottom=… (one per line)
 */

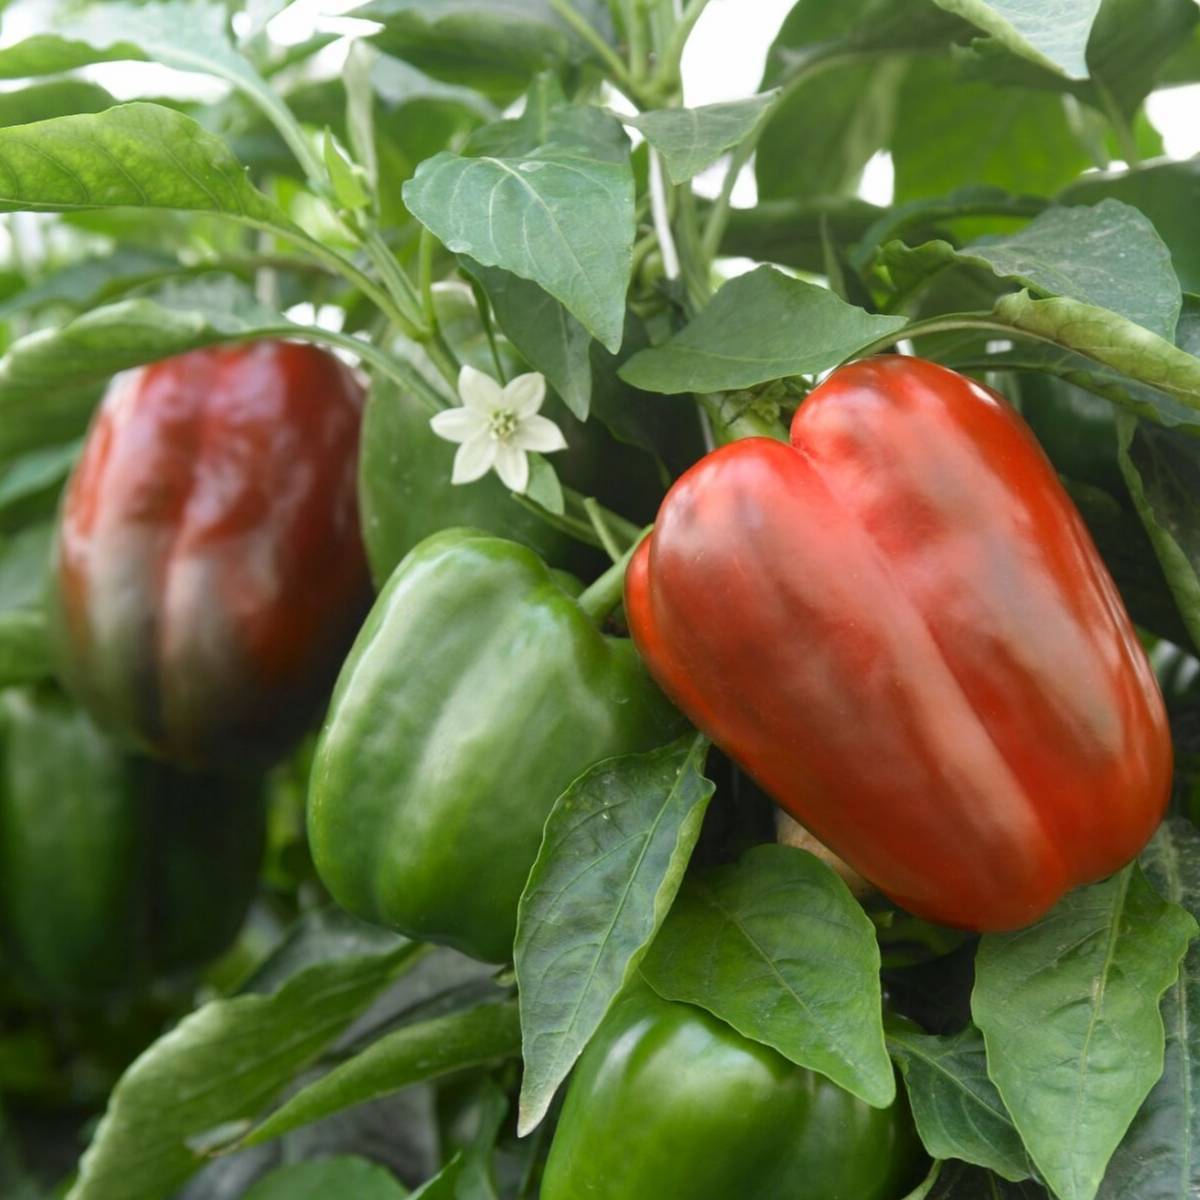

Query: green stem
left=513, top=494, right=605, bottom=549
left=626, top=0, right=648, bottom=85
left=700, top=392, right=788, bottom=444
left=700, top=136, right=756, bottom=263
left=583, top=496, right=626, bottom=562
left=564, top=489, right=642, bottom=546
left=314, top=331, right=451, bottom=414
left=362, top=227, right=428, bottom=334
left=577, top=528, right=651, bottom=624
left=548, top=0, right=635, bottom=88
left=419, top=225, right=437, bottom=329
left=850, top=313, right=1028, bottom=361
left=651, top=0, right=711, bottom=99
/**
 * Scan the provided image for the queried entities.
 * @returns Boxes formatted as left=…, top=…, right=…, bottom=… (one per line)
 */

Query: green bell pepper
left=0, top=686, right=265, bottom=1004
left=308, top=530, right=686, bottom=963
left=541, top=983, right=924, bottom=1200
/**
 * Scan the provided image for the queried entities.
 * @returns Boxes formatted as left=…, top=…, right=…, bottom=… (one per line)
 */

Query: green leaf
left=0, top=612, right=51, bottom=687
left=641, top=844, right=894, bottom=1108
left=409, top=1079, right=506, bottom=1199
left=408, top=1155, right=465, bottom=1200
left=66, top=930, right=420, bottom=1200
left=932, top=0, right=1103, bottom=77
left=1096, top=819, right=1200, bottom=1198
left=0, top=249, right=178, bottom=323
left=514, top=734, right=714, bottom=1136
left=324, top=131, right=369, bottom=211
left=0, top=442, right=79, bottom=517
left=403, top=107, right=634, bottom=353
left=0, top=1, right=314, bottom=178
left=0, top=80, right=114, bottom=126
left=1116, top=415, right=1200, bottom=653
left=239, top=1001, right=520, bottom=1148
left=362, top=0, right=612, bottom=103
left=993, top=291, right=1200, bottom=419
left=907, top=1161, right=1050, bottom=1199
left=461, top=260, right=592, bottom=420
left=621, top=93, right=778, bottom=186
left=523, top=453, right=564, bottom=515
left=887, top=1022, right=1031, bottom=1181
left=243, top=1157, right=408, bottom=1200
left=0, top=103, right=291, bottom=229
left=890, top=200, right=1182, bottom=339
left=0, top=522, right=54, bottom=614
left=619, top=266, right=906, bottom=394
left=1063, top=159, right=1200, bottom=295
left=972, top=867, right=1197, bottom=1200
left=891, top=58, right=1092, bottom=204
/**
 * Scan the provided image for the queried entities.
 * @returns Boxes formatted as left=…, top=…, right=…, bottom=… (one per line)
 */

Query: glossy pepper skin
left=0, top=686, right=265, bottom=1004
left=52, top=341, right=372, bottom=770
left=308, top=530, right=686, bottom=963
left=541, top=984, right=922, bottom=1200
left=626, top=355, right=1171, bottom=932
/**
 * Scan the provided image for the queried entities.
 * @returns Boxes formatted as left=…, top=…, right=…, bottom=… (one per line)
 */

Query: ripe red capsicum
left=52, top=341, right=371, bottom=770
left=626, top=355, right=1171, bottom=931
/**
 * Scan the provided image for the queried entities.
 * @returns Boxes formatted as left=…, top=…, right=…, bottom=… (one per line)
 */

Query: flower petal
left=430, top=407, right=486, bottom=444
left=493, top=442, right=530, bottom=493
left=451, top=433, right=497, bottom=484
left=503, top=372, right=546, bottom=418
left=458, top=365, right=502, bottom=414
left=512, top=414, right=568, bottom=453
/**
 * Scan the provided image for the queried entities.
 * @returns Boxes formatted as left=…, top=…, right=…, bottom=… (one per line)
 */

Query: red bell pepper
left=53, top=341, right=371, bottom=770
left=626, top=355, right=1171, bottom=931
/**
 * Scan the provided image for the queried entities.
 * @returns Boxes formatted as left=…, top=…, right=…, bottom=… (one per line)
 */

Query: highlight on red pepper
left=51, top=341, right=372, bottom=771
left=626, top=354, right=1172, bottom=932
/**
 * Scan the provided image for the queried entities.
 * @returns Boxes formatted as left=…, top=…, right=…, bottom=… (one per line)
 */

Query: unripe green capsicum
left=0, top=686, right=265, bottom=1004
left=307, top=530, right=687, bottom=963
left=541, top=983, right=924, bottom=1200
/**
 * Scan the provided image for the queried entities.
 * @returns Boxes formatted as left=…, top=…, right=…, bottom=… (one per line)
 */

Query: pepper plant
left=1, top=1, right=1200, bottom=1199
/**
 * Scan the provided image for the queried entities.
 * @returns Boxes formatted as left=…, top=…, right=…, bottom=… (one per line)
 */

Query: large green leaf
left=0, top=103, right=291, bottom=228
left=361, top=0, right=611, bottom=102
left=514, top=734, right=714, bottom=1136
left=1063, top=159, right=1200, bottom=295
left=0, top=80, right=114, bottom=126
left=619, top=266, right=906, bottom=394
left=641, top=844, right=894, bottom=1108
left=932, top=0, right=1103, bottom=77
left=67, top=924, right=421, bottom=1200
left=891, top=58, right=1091, bottom=204
left=243, top=1158, right=408, bottom=1200
left=888, top=200, right=1181, bottom=339
left=973, top=868, right=1197, bottom=1200
left=239, top=1001, right=520, bottom=1148
left=887, top=1022, right=1031, bottom=1181
left=403, top=106, right=634, bottom=352
left=1095, top=820, right=1200, bottom=1198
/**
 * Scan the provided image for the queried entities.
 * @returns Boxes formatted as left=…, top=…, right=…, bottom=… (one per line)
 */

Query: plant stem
left=648, top=149, right=681, bottom=280
left=418, top=226, right=437, bottom=329
left=548, top=0, right=635, bottom=89
left=700, top=393, right=788, bottom=444
left=1094, top=79, right=1141, bottom=168
left=651, top=0, right=710, bottom=98
left=577, top=528, right=651, bottom=623
left=700, top=135, right=755, bottom=262
left=583, top=496, right=627, bottom=562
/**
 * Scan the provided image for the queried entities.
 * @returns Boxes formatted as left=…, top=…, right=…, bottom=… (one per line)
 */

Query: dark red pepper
left=626, top=355, right=1171, bottom=931
left=52, top=341, right=371, bottom=769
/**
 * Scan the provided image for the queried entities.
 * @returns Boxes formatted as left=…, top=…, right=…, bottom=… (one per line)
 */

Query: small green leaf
left=462, top=260, right=592, bottom=420
left=243, top=1157, right=408, bottom=1200
left=402, top=106, right=634, bottom=353
left=973, top=867, right=1197, bottom=1200
left=514, top=733, right=714, bottom=1136
left=0, top=442, right=80, bottom=516
left=931, top=0, right=1103, bottom=78
left=619, top=266, right=906, bottom=394
left=641, top=844, right=894, bottom=1108
left=324, top=130, right=369, bottom=211
left=1097, top=819, right=1200, bottom=1197
left=906, top=1161, right=1050, bottom=1199
left=239, top=1001, right=520, bottom=1148
left=1116, top=415, right=1200, bottom=652
left=887, top=1022, right=1031, bottom=1181
left=523, top=453, right=564, bottom=515
left=66, top=924, right=420, bottom=1200
left=0, top=80, right=114, bottom=126
left=620, top=93, right=778, bottom=186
